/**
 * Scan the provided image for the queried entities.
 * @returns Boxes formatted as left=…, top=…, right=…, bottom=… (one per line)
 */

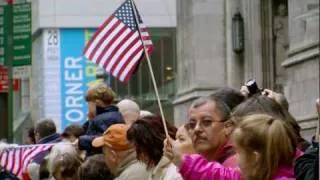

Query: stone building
left=0, top=0, right=318, bottom=141
left=173, top=0, right=319, bottom=139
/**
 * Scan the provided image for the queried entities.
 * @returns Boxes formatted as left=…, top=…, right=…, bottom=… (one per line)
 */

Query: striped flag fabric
left=84, top=0, right=154, bottom=83
left=0, top=144, right=53, bottom=179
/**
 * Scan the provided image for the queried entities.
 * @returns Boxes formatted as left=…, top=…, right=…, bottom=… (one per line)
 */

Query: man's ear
left=109, top=149, right=118, bottom=163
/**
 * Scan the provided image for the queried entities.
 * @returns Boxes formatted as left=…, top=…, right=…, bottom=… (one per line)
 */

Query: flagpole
left=316, top=98, right=320, bottom=142
left=130, top=0, right=169, bottom=138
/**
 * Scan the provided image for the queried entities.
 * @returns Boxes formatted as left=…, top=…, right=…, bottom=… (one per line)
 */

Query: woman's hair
left=127, top=115, right=177, bottom=168
left=47, top=143, right=82, bottom=180
left=231, top=95, right=303, bottom=142
left=78, top=154, right=114, bottom=180
left=210, top=87, right=245, bottom=111
left=232, top=114, right=297, bottom=180
left=27, top=128, right=36, bottom=144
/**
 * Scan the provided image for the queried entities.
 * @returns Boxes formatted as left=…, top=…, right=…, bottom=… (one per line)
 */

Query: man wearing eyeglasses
left=186, top=95, right=239, bottom=168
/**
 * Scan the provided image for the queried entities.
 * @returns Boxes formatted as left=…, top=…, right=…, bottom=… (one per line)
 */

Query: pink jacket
left=213, top=141, right=238, bottom=168
left=179, top=154, right=296, bottom=180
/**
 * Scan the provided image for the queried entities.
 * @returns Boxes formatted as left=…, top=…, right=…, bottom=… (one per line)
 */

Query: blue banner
left=60, top=29, right=97, bottom=130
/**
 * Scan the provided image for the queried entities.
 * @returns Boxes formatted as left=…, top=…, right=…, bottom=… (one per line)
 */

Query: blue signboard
left=60, top=29, right=97, bottom=129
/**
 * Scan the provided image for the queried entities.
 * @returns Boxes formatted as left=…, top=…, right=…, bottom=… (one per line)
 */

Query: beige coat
left=115, top=152, right=149, bottom=180
left=148, top=156, right=183, bottom=180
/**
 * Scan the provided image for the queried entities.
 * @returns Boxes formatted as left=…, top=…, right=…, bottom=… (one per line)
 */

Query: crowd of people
left=0, top=82, right=319, bottom=180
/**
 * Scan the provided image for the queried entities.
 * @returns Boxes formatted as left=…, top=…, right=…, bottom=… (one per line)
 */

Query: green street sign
left=12, top=3, right=31, bottom=66
left=0, top=3, right=31, bottom=66
left=0, top=5, right=8, bottom=65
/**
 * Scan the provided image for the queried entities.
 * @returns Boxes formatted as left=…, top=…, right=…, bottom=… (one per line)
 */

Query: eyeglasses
left=186, top=119, right=223, bottom=130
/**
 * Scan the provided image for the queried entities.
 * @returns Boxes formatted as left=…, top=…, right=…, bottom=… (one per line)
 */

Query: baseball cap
left=92, top=124, right=130, bottom=150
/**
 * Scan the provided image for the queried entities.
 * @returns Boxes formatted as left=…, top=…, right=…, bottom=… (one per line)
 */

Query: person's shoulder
left=118, top=162, right=149, bottom=180
left=95, top=110, right=123, bottom=122
left=164, top=163, right=183, bottom=180
left=128, top=161, right=148, bottom=173
left=222, top=154, right=239, bottom=168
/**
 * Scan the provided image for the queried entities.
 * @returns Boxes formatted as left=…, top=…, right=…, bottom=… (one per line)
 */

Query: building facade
left=174, top=0, right=319, bottom=140
left=29, top=0, right=176, bottom=132
left=2, top=0, right=318, bottom=141
left=0, top=0, right=176, bottom=142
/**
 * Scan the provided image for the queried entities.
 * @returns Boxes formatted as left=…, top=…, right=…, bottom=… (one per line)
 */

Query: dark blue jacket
left=32, top=133, right=61, bottom=164
left=78, top=105, right=124, bottom=157
left=0, top=169, right=19, bottom=180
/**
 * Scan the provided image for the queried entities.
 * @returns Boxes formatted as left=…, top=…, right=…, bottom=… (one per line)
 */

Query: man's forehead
left=188, top=101, right=222, bottom=119
left=189, top=100, right=216, bottom=112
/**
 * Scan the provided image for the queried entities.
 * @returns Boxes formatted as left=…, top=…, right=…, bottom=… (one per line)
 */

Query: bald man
left=117, top=99, right=140, bottom=125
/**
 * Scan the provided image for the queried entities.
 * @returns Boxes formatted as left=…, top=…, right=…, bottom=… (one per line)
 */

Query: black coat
left=78, top=105, right=124, bottom=157
left=294, top=141, right=319, bottom=180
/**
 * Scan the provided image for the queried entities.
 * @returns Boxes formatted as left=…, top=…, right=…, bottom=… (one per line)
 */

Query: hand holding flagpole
left=130, top=0, right=169, bottom=138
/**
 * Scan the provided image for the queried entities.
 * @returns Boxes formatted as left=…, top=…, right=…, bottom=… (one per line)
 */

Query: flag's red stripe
left=25, top=146, right=45, bottom=168
left=101, top=30, right=135, bottom=70
left=102, top=35, right=138, bottom=70
left=0, top=151, right=3, bottom=163
left=95, top=25, right=128, bottom=65
left=142, top=36, right=151, bottom=41
left=13, top=148, right=22, bottom=175
left=22, top=146, right=38, bottom=170
left=123, top=49, right=144, bottom=83
left=109, top=36, right=141, bottom=74
left=118, top=46, right=144, bottom=82
left=83, top=16, right=114, bottom=55
left=9, top=148, right=16, bottom=173
left=16, top=148, right=24, bottom=176
left=140, top=27, right=147, bottom=31
left=4, top=150, right=9, bottom=170
left=88, top=19, right=121, bottom=60
left=23, top=146, right=36, bottom=164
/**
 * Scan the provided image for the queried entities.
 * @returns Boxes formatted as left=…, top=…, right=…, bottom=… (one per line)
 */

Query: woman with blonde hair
left=164, top=114, right=297, bottom=180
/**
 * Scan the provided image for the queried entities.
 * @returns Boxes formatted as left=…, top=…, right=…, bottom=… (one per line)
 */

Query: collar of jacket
left=38, top=133, right=61, bottom=144
left=115, top=149, right=137, bottom=176
left=96, top=105, right=119, bottom=116
left=151, top=156, right=171, bottom=176
left=215, top=141, right=236, bottom=163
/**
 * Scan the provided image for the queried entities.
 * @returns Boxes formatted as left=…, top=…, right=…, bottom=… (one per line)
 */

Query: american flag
left=84, top=0, right=154, bottom=83
left=0, top=144, right=53, bottom=178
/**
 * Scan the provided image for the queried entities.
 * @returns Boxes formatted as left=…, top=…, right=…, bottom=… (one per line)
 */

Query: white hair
left=46, top=142, right=78, bottom=175
left=140, top=110, right=154, bottom=118
left=117, top=99, right=140, bottom=125
left=117, top=99, right=140, bottom=113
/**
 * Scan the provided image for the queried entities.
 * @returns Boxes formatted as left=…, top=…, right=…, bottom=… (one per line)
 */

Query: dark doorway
left=0, top=93, right=8, bottom=141
left=261, top=0, right=288, bottom=93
